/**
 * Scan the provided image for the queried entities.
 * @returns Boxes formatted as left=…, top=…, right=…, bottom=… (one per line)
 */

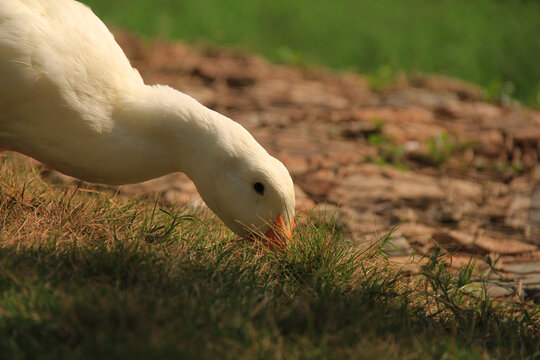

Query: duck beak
left=262, top=213, right=294, bottom=249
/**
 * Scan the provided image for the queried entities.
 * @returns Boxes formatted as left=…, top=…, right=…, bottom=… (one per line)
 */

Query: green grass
left=80, top=0, right=540, bottom=106
left=1, top=155, right=539, bottom=359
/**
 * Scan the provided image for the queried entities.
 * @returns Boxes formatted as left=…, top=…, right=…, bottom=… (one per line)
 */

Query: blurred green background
left=81, top=0, right=540, bottom=106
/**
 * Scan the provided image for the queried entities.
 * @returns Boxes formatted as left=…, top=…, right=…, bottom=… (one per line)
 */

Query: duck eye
left=253, top=182, right=265, bottom=195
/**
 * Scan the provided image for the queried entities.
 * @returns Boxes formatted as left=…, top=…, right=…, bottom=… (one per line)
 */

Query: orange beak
left=262, top=214, right=294, bottom=250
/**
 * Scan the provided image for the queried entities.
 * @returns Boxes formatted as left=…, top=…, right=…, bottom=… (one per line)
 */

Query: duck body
left=0, top=0, right=295, bottom=242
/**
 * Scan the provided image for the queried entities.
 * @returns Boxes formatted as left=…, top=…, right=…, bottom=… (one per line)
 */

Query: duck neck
left=113, top=85, right=229, bottom=184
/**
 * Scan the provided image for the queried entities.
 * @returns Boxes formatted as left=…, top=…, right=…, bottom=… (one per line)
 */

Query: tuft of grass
left=368, top=65, right=401, bottom=91
left=0, top=154, right=538, bottom=359
left=365, top=127, right=408, bottom=170
left=365, top=129, right=476, bottom=169
left=413, top=134, right=477, bottom=167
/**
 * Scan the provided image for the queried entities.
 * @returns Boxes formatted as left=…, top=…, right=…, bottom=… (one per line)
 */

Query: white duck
left=0, top=0, right=295, bottom=246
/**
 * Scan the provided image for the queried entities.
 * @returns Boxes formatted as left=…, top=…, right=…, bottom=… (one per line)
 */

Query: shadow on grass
left=0, top=222, right=538, bottom=359
left=0, top=156, right=538, bottom=358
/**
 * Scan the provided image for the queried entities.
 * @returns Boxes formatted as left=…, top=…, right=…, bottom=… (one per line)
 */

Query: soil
left=31, top=30, right=540, bottom=301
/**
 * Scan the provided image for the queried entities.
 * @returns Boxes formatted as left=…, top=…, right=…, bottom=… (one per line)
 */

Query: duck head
left=186, top=110, right=295, bottom=248
left=194, top=141, right=296, bottom=248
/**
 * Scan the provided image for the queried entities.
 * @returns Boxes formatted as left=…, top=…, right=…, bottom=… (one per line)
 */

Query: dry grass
left=0, top=154, right=538, bottom=359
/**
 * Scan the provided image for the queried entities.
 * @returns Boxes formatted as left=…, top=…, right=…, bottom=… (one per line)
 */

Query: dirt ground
left=32, top=30, right=540, bottom=301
